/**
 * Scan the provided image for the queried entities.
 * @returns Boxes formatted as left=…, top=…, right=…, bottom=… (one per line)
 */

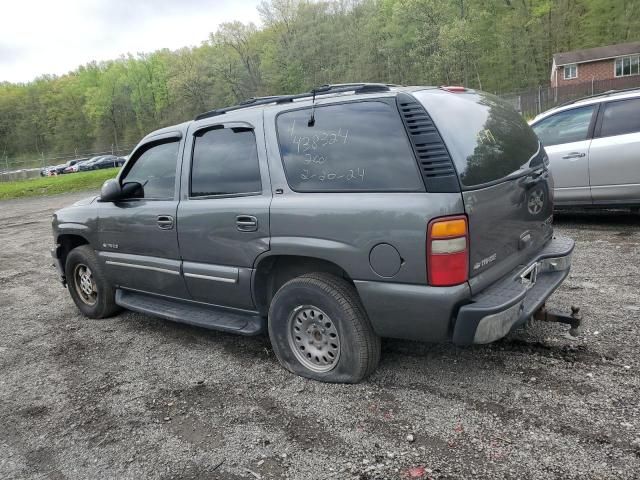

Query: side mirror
left=99, top=179, right=122, bottom=202
left=99, top=179, right=143, bottom=202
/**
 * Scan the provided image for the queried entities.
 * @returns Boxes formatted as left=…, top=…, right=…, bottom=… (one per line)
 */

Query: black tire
left=65, top=245, right=120, bottom=319
left=268, top=272, right=381, bottom=383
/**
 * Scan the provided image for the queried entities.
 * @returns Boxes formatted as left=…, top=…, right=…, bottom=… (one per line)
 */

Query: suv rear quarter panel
left=262, top=102, right=465, bottom=285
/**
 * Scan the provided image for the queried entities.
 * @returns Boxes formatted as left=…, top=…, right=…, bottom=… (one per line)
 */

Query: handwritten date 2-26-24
left=300, top=168, right=365, bottom=183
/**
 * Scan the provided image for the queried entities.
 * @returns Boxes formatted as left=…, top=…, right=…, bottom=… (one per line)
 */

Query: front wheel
left=65, top=245, right=120, bottom=319
left=268, top=273, right=380, bottom=383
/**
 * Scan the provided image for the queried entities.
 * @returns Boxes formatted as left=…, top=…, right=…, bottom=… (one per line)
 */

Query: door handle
left=157, top=215, right=174, bottom=230
left=562, top=152, right=586, bottom=159
left=236, top=215, right=258, bottom=232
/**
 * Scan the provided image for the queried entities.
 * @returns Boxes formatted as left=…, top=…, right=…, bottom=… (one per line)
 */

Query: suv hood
left=71, top=195, right=99, bottom=207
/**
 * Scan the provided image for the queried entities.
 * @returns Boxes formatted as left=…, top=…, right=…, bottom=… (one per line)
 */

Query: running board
left=115, top=289, right=265, bottom=335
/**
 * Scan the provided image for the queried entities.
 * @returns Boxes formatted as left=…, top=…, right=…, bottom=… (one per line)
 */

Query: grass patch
left=0, top=168, right=119, bottom=200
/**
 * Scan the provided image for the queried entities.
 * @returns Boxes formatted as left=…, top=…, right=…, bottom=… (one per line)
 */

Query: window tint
left=191, top=128, right=261, bottom=197
left=532, top=106, right=595, bottom=147
left=276, top=101, right=423, bottom=192
left=600, top=98, right=640, bottom=137
left=413, top=90, right=541, bottom=188
left=122, top=141, right=180, bottom=199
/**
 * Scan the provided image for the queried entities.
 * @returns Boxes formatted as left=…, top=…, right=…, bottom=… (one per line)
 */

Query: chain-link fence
left=0, top=144, right=136, bottom=177
left=499, top=76, right=640, bottom=119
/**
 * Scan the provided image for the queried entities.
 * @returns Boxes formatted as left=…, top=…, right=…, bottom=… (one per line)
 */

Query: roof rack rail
left=557, top=86, right=640, bottom=108
left=194, top=83, right=395, bottom=121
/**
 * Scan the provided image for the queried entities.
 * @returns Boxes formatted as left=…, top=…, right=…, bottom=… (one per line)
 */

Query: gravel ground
left=1, top=192, right=639, bottom=480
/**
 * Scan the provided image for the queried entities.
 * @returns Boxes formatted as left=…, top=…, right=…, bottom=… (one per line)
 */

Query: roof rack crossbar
left=558, top=86, right=640, bottom=108
left=194, top=83, right=393, bottom=121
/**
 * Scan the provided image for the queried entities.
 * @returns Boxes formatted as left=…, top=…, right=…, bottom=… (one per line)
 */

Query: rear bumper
left=452, top=236, right=574, bottom=345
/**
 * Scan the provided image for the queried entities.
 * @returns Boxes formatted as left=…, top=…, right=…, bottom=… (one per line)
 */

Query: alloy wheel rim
left=528, top=189, right=544, bottom=214
left=73, top=263, right=98, bottom=306
left=287, top=305, right=340, bottom=373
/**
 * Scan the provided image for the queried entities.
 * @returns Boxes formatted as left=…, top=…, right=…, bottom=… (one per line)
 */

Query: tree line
left=1, top=0, right=637, bottom=166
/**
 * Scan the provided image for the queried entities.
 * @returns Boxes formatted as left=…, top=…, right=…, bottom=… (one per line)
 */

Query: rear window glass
left=600, top=98, right=640, bottom=137
left=413, top=90, right=541, bottom=188
left=276, top=101, right=424, bottom=192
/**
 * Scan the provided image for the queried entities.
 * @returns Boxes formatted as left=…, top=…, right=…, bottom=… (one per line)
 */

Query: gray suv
left=52, top=84, right=576, bottom=383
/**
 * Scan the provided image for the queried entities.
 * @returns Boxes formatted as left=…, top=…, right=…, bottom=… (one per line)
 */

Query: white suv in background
left=530, top=89, right=640, bottom=209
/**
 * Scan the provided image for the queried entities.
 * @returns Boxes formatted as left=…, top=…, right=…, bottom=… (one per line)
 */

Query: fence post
left=538, top=85, right=542, bottom=115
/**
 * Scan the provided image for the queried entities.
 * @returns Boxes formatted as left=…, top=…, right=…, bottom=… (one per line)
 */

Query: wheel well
left=253, top=255, right=354, bottom=316
left=57, top=234, right=90, bottom=268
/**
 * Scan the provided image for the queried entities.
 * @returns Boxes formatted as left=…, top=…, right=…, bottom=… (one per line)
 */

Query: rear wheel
left=65, top=245, right=120, bottom=319
left=268, top=273, right=380, bottom=383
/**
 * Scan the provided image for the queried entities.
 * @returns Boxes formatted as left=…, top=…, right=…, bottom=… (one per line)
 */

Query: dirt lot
left=1, top=192, right=638, bottom=480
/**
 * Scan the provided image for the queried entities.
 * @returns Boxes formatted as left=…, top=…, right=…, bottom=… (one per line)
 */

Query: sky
left=0, top=0, right=262, bottom=83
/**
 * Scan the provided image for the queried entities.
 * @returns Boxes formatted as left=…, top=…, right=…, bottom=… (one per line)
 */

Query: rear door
left=531, top=105, right=597, bottom=205
left=414, top=89, right=554, bottom=292
left=588, top=97, right=640, bottom=204
left=177, top=111, right=271, bottom=310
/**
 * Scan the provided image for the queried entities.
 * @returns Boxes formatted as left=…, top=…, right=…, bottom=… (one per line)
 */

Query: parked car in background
left=91, top=155, right=125, bottom=170
left=78, top=156, right=106, bottom=171
left=530, top=88, right=640, bottom=209
left=40, top=165, right=56, bottom=176
left=65, top=163, right=83, bottom=173
left=50, top=164, right=68, bottom=175
left=52, top=84, right=578, bottom=383
left=53, top=158, right=87, bottom=175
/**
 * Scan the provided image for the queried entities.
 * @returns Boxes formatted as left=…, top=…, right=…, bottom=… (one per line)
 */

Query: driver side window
left=532, top=105, right=595, bottom=147
left=121, top=140, right=180, bottom=199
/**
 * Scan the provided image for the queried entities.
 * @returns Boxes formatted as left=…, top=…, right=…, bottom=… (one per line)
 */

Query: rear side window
left=191, top=127, right=261, bottom=197
left=276, top=101, right=424, bottom=192
left=532, top=105, right=595, bottom=147
left=122, top=140, right=180, bottom=199
left=599, top=98, right=640, bottom=137
left=413, top=90, right=542, bottom=188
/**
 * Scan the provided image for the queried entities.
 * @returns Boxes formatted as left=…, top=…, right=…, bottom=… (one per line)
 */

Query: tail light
left=427, top=215, right=469, bottom=286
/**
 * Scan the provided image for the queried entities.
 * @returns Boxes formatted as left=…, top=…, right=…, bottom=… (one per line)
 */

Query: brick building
left=551, top=41, right=640, bottom=88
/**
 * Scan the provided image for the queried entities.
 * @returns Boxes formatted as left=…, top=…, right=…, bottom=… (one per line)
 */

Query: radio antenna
left=308, top=89, right=316, bottom=127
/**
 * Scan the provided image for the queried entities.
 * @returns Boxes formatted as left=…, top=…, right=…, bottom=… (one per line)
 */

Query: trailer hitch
left=533, top=304, right=583, bottom=337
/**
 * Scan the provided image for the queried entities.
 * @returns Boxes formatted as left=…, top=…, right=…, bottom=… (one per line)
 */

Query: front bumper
left=452, top=236, right=574, bottom=345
